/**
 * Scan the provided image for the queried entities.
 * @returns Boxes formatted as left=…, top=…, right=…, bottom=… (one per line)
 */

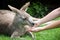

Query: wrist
left=37, top=19, right=43, bottom=25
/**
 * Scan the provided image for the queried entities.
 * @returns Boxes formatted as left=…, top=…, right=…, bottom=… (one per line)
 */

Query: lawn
left=0, top=17, right=60, bottom=40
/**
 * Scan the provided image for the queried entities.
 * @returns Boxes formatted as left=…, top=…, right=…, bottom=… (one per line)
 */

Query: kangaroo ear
left=8, top=5, right=27, bottom=19
left=8, top=5, right=20, bottom=12
left=8, top=5, right=22, bottom=15
left=20, top=2, right=30, bottom=11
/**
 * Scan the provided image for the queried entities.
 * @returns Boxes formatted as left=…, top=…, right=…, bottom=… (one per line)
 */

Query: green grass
left=0, top=17, right=60, bottom=40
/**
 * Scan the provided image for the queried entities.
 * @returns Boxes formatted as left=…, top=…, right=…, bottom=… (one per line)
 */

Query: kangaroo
left=0, top=2, right=35, bottom=40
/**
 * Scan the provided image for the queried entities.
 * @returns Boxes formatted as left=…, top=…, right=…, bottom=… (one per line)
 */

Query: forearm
left=39, top=7, right=60, bottom=24
left=38, top=20, right=60, bottom=31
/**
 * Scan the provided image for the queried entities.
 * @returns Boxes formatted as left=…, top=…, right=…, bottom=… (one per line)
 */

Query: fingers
left=24, top=25, right=43, bottom=32
left=24, top=25, right=37, bottom=32
left=24, top=25, right=32, bottom=31
left=28, top=27, right=39, bottom=32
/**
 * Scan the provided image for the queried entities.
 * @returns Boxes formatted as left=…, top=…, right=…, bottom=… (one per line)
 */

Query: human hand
left=24, top=25, right=40, bottom=32
left=24, top=25, right=44, bottom=32
left=29, top=27, right=44, bottom=32
left=32, top=21, right=41, bottom=28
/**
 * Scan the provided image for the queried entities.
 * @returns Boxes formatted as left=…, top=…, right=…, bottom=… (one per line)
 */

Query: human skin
left=29, top=20, right=60, bottom=32
left=29, top=7, right=60, bottom=32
